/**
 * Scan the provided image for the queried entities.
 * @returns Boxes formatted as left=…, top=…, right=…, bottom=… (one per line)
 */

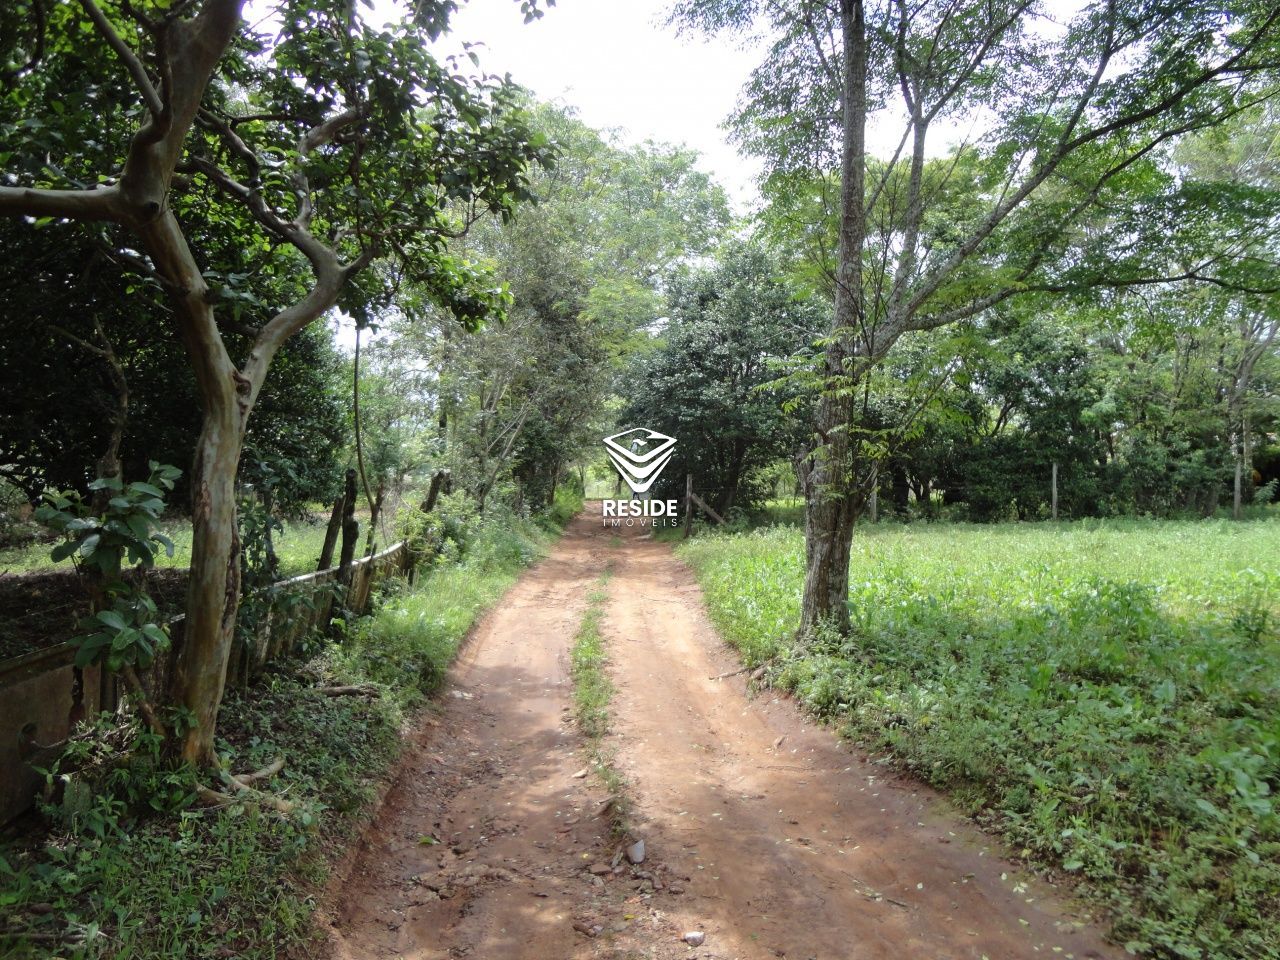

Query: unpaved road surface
left=321, top=508, right=1119, bottom=960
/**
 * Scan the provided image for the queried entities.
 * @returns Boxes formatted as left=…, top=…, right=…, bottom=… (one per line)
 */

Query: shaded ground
left=0, top=568, right=188, bottom=661
left=319, top=507, right=1120, bottom=959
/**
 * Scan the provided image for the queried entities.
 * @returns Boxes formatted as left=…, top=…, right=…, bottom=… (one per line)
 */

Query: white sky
left=437, top=0, right=765, bottom=212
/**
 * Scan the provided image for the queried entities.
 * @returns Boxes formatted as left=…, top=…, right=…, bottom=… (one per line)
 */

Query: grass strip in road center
left=569, top=568, right=630, bottom=837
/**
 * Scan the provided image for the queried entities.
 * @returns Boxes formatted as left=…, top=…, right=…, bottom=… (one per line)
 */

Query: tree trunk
left=362, top=481, right=385, bottom=556
left=1233, top=447, right=1243, bottom=519
left=799, top=0, right=865, bottom=637
left=169, top=409, right=244, bottom=765
left=421, top=468, right=448, bottom=514
left=548, top=464, right=560, bottom=508
left=800, top=449, right=859, bottom=635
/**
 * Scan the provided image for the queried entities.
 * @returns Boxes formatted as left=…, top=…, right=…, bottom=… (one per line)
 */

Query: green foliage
left=373, top=99, right=731, bottom=515
left=680, top=519, right=1280, bottom=959
left=71, top=594, right=168, bottom=673
left=399, top=490, right=479, bottom=565
left=0, top=511, right=337, bottom=578
left=539, top=487, right=585, bottom=531
left=571, top=582, right=612, bottom=740
left=34, top=462, right=180, bottom=576
left=0, top=221, right=351, bottom=514
left=569, top=571, right=630, bottom=834
left=32, top=462, right=180, bottom=674
left=620, top=241, right=820, bottom=513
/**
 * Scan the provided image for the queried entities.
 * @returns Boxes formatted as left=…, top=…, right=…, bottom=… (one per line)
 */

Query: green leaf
left=127, top=514, right=152, bottom=541
left=1194, top=798, right=1222, bottom=820
left=152, top=532, right=176, bottom=558
left=96, top=609, right=127, bottom=630
left=142, top=624, right=168, bottom=646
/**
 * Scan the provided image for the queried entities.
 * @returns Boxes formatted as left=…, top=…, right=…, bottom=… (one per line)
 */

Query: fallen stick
left=197, top=757, right=295, bottom=814
left=708, top=666, right=752, bottom=681
left=230, top=756, right=286, bottom=786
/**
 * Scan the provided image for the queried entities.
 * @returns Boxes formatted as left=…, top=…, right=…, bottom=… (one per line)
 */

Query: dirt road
left=321, top=508, right=1119, bottom=960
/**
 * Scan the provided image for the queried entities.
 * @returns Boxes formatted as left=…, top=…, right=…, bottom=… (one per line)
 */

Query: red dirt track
left=320, top=506, right=1118, bottom=960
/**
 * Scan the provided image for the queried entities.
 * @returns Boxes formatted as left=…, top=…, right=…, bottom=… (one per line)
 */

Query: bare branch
left=78, top=0, right=164, bottom=118
left=0, top=184, right=123, bottom=221
left=293, top=107, right=365, bottom=227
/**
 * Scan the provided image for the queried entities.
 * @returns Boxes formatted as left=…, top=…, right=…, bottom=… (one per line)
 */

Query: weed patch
left=569, top=571, right=629, bottom=834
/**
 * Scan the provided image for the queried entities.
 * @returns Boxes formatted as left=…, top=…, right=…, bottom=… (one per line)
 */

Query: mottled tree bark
left=799, top=0, right=865, bottom=637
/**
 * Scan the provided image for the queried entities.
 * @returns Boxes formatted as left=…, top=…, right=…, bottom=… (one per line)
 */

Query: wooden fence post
left=1051, top=461, right=1059, bottom=521
left=318, top=491, right=344, bottom=571
left=683, top=473, right=694, bottom=539
left=337, top=468, right=359, bottom=587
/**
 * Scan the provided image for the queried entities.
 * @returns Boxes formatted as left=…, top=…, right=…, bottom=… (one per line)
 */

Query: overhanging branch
left=0, top=184, right=123, bottom=221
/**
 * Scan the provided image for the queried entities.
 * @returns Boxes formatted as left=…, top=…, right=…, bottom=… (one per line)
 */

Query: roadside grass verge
left=570, top=570, right=630, bottom=835
left=0, top=510, right=566, bottom=959
left=677, top=518, right=1280, bottom=960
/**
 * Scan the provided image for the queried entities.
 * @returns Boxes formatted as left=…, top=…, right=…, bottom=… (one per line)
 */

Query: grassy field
left=678, top=518, right=1280, bottom=960
left=1, top=513, right=351, bottom=579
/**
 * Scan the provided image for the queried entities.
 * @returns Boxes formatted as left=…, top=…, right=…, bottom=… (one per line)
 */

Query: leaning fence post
left=318, top=491, right=344, bottom=571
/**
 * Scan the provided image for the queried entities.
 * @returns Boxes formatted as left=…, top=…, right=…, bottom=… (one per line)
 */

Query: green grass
left=0, top=512, right=563, bottom=959
left=569, top=571, right=630, bottom=834
left=571, top=577, right=614, bottom=740
left=1, top=516, right=333, bottom=578
left=677, top=517, right=1280, bottom=960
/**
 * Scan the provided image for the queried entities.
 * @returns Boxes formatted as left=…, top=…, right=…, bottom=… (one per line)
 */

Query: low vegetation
left=0, top=504, right=571, bottom=958
left=678, top=519, right=1280, bottom=959
left=569, top=569, right=630, bottom=834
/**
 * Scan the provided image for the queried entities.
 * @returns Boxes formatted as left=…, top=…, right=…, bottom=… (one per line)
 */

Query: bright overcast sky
left=438, top=0, right=765, bottom=212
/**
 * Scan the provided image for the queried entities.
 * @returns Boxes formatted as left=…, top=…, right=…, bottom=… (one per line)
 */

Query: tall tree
left=0, top=0, right=551, bottom=763
left=674, top=0, right=1280, bottom=633
left=620, top=242, right=820, bottom=514
left=374, top=102, right=730, bottom=512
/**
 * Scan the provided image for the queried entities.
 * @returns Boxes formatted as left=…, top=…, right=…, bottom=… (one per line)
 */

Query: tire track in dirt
left=320, top=516, right=625, bottom=960
left=321, top=507, right=1122, bottom=959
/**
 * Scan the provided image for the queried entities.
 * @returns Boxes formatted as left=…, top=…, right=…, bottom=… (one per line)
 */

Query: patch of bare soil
left=0, top=568, right=187, bottom=661
left=320, top=508, right=1121, bottom=959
